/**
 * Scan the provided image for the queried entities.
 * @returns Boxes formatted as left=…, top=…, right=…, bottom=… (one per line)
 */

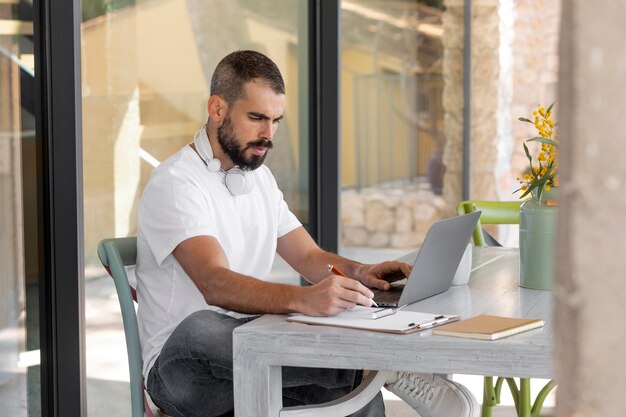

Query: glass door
left=339, top=0, right=454, bottom=259
left=0, top=0, right=41, bottom=415
left=80, top=0, right=311, bottom=414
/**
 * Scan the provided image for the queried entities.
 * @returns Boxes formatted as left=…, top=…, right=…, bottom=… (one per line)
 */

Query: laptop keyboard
left=372, top=286, right=403, bottom=306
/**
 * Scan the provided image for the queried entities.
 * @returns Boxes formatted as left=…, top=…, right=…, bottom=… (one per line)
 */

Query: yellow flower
left=516, top=102, right=558, bottom=200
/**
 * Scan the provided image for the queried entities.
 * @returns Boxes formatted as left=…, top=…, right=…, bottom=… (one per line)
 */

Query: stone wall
left=341, top=182, right=447, bottom=249
left=441, top=0, right=560, bottom=204
left=508, top=0, right=561, bottom=198
left=441, top=0, right=465, bottom=212
left=442, top=0, right=512, bottom=212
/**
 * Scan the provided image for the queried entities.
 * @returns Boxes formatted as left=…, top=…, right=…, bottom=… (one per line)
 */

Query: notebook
left=433, top=315, right=545, bottom=340
left=372, top=211, right=481, bottom=307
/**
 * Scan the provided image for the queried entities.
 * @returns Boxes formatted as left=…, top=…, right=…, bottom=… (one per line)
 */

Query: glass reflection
left=0, top=0, right=41, bottom=415
left=81, top=1, right=309, bottom=414
left=340, top=0, right=452, bottom=254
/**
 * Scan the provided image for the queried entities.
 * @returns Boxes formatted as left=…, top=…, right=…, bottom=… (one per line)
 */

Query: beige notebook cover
left=433, top=314, right=544, bottom=340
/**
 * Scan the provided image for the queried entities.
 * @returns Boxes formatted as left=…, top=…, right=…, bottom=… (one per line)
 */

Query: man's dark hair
left=210, top=50, right=285, bottom=105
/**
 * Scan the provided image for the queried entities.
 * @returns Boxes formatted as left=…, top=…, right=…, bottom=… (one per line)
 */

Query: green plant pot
left=519, top=189, right=557, bottom=290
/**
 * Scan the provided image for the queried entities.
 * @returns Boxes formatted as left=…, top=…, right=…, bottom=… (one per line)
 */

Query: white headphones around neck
left=193, top=127, right=255, bottom=196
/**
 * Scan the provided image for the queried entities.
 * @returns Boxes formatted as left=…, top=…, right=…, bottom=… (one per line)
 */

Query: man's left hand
left=357, top=261, right=412, bottom=290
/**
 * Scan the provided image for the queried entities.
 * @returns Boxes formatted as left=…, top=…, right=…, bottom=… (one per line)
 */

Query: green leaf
left=518, top=117, right=533, bottom=123
left=523, top=143, right=534, bottom=172
left=547, top=102, right=555, bottom=113
left=519, top=175, right=551, bottom=199
left=527, top=137, right=558, bottom=148
left=519, top=188, right=532, bottom=199
left=519, top=179, right=539, bottom=198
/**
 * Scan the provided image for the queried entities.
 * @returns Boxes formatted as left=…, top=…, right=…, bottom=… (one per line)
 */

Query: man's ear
left=207, top=95, right=228, bottom=124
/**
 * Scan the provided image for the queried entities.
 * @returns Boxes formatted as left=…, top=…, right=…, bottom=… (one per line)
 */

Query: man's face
left=217, top=80, right=285, bottom=170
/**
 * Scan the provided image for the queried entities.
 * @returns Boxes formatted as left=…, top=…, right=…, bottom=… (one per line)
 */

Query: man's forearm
left=296, top=250, right=367, bottom=285
left=198, top=266, right=305, bottom=314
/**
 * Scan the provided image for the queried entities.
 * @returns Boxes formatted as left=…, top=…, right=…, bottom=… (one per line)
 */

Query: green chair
left=456, top=200, right=521, bottom=247
left=456, top=201, right=555, bottom=417
left=97, top=237, right=156, bottom=417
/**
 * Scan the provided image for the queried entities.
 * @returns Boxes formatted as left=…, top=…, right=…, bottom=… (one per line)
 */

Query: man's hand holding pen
left=294, top=272, right=377, bottom=317
left=292, top=261, right=411, bottom=317
left=328, top=265, right=379, bottom=307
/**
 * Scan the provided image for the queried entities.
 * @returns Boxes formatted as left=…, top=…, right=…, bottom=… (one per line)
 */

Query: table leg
left=233, top=352, right=283, bottom=417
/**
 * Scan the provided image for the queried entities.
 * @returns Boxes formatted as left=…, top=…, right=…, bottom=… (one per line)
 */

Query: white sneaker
left=385, top=372, right=479, bottom=417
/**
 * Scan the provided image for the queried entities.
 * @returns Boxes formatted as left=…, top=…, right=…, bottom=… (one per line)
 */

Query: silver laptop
left=372, top=211, right=481, bottom=307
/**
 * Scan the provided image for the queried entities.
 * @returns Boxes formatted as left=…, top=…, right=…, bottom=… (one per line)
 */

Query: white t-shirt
left=135, top=144, right=301, bottom=380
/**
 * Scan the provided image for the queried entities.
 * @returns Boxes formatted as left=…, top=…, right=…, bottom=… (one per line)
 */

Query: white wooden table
left=233, top=247, right=553, bottom=417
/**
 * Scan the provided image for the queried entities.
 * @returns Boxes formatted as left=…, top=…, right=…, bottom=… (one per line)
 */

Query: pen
left=327, top=264, right=379, bottom=307
left=408, top=315, right=449, bottom=328
left=370, top=307, right=396, bottom=319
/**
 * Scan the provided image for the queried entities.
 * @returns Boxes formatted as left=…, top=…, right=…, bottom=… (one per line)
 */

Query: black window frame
left=34, top=0, right=86, bottom=415
left=308, top=0, right=340, bottom=253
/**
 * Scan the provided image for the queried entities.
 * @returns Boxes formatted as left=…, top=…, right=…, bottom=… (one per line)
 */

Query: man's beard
left=217, top=115, right=273, bottom=171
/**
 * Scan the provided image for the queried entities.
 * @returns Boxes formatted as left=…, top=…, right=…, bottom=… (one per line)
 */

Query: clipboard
left=287, top=307, right=459, bottom=334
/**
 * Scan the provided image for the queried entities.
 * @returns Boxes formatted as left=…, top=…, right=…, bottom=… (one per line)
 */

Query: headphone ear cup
left=224, top=168, right=254, bottom=195
left=206, top=158, right=221, bottom=172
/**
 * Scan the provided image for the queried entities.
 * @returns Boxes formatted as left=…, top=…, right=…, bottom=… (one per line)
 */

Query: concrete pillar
left=556, top=1, right=626, bottom=416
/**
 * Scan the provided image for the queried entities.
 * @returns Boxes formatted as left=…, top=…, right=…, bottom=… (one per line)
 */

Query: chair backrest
left=97, top=237, right=154, bottom=417
left=456, top=201, right=521, bottom=246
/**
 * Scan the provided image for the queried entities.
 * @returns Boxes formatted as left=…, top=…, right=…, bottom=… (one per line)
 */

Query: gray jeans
left=146, top=310, right=385, bottom=417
